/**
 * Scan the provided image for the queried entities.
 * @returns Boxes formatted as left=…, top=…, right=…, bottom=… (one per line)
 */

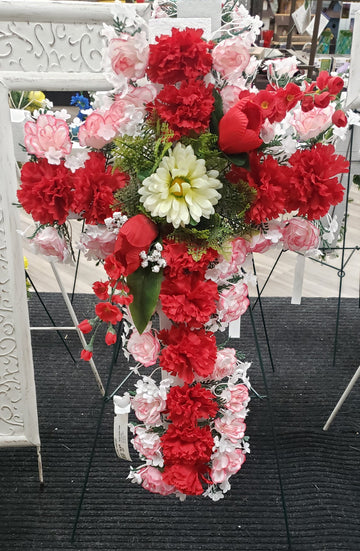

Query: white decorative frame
left=0, top=0, right=150, bottom=478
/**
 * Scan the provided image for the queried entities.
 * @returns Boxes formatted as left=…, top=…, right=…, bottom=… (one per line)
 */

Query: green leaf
left=224, top=152, right=249, bottom=169
left=127, top=266, right=163, bottom=334
left=210, top=88, right=224, bottom=136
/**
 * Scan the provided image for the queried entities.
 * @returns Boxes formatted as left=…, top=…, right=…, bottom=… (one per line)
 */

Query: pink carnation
left=32, top=226, right=70, bottom=262
left=79, top=226, right=117, bottom=261
left=127, top=329, right=160, bottom=367
left=211, top=348, right=237, bottom=380
left=139, top=466, right=175, bottom=496
left=108, top=31, right=149, bottom=80
left=132, top=427, right=162, bottom=464
left=215, top=412, right=246, bottom=443
left=226, top=384, right=249, bottom=413
left=282, top=218, right=320, bottom=253
left=206, top=238, right=249, bottom=283
left=78, top=112, right=115, bottom=149
left=211, top=448, right=246, bottom=484
left=218, top=282, right=250, bottom=324
left=212, top=36, right=250, bottom=81
left=24, top=114, right=71, bottom=162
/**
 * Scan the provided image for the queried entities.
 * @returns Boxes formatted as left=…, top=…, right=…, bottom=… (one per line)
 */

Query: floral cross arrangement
left=17, top=2, right=350, bottom=500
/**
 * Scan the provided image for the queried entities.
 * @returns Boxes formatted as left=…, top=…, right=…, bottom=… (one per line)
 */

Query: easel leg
left=323, top=366, right=360, bottom=430
left=50, top=261, right=105, bottom=397
left=37, top=445, right=44, bottom=488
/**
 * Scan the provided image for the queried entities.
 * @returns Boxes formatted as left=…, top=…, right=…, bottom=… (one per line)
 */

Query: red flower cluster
left=18, top=159, right=73, bottom=225
left=154, top=79, right=214, bottom=138
left=147, top=28, right=214, bottom=137
left=18, top=152, right=129, bottom=226
left=159, top=324, right=217, bottom=383
left=228, top=144, right=349, bottom=223
left=147, top=27, right=213, bottom=84
left=301, top=70, right=345, bottom=113
left=72, top=152, right=129, bottom=224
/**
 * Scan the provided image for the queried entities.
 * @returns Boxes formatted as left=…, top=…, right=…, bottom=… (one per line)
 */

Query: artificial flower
left=159, top=325, right=217, bottom=383
left=127, top=328, right=160, bottom=367
left=139, top=143, right=222, bottom=228
left=24, top=114, right=72, bottom=163
left=218, top=96, right=263, bottom=154
left=147, top=27, right=213, bottom=84
left=17, top=159, right=73, bottom=225
left=166, top=383, right=219, bottom=427
left=153, top=79, right=214, bottom=138
left=282, top=218, right=320, bottom=253
left=113, top=214, right=158, bottom=276
left=95, top=302, right=123, bottom=324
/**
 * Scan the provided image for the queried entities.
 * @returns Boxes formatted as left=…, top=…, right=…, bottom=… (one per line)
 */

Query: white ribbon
left=113, top=394, right=132, bottom=462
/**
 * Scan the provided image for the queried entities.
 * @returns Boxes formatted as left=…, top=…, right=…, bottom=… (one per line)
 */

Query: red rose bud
left=105, top=328, right=117, bottom=346
left=327, top=76, right=344, bottom=96
left=301, top=95, right=315, bottom=112
left=316, top=70, right=330, bottom=91
left=78, top=319, right=93, bottom=334
left=81, top=348, right=93, bottom=362
left=332, top=110, right=347, bottom=128
left=314, top=91, right=331, bottom=108
left=114, top=214, right=158, bottom=276
left=218, top=97, right=263, bottom=154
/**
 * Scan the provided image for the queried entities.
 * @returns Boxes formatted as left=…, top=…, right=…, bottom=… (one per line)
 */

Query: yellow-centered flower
left=139, top=143, right=222, bottom=228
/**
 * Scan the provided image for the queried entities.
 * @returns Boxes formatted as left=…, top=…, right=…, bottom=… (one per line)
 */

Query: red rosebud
left=301, top=95, right=315, bottom=112
left=114, top=214, right=158, bottom=276
left=78, top=319, right=93, bottom=334
left=314, top=91, right=331, bottom=108
left=92, top=280, right=110, bottom=300
left=81, top=349, right=93, bottom=362
left=316, top=70, right=330, bottom=91
left=105, top=330, right=117, bottom=346
left=332, top=110, right=347, bottom=128
left=95, top=302, right=123, bottom=324
left=218, top=97, right=263, bottom=154
left=327, top=76, right=344, bottom=96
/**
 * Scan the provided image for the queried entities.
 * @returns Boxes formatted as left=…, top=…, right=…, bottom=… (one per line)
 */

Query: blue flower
left=70, top=93, right=90, bottom=110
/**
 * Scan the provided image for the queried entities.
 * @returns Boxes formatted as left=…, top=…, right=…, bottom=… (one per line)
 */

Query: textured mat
left=0, top=295, right=359, bottom=551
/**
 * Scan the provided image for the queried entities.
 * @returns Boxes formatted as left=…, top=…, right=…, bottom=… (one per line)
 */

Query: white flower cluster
left=104, top=211, right=128, bottom=234
left=139, top=242, right=167, bottom=273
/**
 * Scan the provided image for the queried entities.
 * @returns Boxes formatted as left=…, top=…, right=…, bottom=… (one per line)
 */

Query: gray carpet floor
left=0, top=295, right=359, bottom=551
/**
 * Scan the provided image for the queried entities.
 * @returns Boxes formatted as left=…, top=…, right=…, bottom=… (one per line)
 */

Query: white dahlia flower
left=138, top=143, right=222, bottom=228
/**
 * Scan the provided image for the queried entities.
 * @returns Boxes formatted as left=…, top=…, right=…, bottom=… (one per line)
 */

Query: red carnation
left=147, top=27, right=213, bottom=84
left=161, top=424, right=213, bottom=465
left=218, top=96, right=263, bottom=154
left=72, top=152, right=129, bottom=224
left=162, top=240, right=218, bottom=279
left=160, top=272, right=219, bottom=327
left=114, top=214, right=158, bottom=276
left=227, top=153, right=292, bottom=224
left=95, top=302, right=123, bottom=324
left=166, top=383, right=219, bottom=427
left=162, top=463, right=208, bottom=496
left=159, top=325, right=217, bottom=383
left=287, top=144, right=349, bottom=220
left=18, top=159, right=73, bottom=225
left=153, top=79, right=214, bottom=138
